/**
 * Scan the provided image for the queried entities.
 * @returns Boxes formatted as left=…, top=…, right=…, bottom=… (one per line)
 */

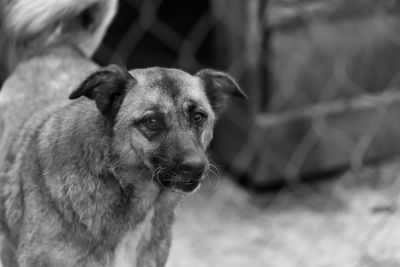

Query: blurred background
left=94, top=0, right=400, bottom=266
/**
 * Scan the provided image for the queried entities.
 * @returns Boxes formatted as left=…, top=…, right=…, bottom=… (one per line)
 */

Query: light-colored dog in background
left=0, top=0, right=117, bottom=266
left=0, top=0, right=246, bottom=267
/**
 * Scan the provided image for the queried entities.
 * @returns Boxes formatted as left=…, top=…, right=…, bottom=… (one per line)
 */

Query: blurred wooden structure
left=212, top=0, right=400, bottom=187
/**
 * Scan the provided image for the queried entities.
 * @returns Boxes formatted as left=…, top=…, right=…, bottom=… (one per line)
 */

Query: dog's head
left=69, top=65, right=246, bottom=192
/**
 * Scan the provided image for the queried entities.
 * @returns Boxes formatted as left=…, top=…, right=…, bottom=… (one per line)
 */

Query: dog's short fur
left=0, top=1, right=246, bottom=266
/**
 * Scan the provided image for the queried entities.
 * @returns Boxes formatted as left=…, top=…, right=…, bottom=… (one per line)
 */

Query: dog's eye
left=192, top=111, right=206, bottom=125
left=143, top=116, right=162, bottom=130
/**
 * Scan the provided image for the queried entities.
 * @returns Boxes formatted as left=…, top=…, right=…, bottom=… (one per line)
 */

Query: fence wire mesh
left=94, top=0, right=400, bottom=266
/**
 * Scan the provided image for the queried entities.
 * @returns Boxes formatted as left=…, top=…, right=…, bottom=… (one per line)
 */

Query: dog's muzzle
left=154, top=153, right=207, bottom=192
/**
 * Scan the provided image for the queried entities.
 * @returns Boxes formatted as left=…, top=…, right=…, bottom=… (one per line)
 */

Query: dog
left=0, top=0, right=247, bottom=266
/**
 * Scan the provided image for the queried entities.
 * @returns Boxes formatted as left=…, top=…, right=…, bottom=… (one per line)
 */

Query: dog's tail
left=0, top=0, right=117, bottom=78
left=4, top=0, right=118, bottom=56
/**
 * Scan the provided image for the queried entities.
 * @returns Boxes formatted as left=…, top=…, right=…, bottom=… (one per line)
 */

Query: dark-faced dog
left=0, top=61, right=246, bottom=266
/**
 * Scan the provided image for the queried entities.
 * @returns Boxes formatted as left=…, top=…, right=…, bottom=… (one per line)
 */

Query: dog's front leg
left=136, top=229, right=171, bottom=267
left=136, top=193, right=179, bottom=267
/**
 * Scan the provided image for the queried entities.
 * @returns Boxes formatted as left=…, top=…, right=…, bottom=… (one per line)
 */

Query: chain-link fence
left=244, top=0, right=400, bottom=187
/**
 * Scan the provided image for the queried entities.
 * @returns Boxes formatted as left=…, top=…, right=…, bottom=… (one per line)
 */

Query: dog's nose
left=179, top=155, right=206, bottom=180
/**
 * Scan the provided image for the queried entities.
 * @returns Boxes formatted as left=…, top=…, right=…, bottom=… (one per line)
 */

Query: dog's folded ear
left=195, top=69, right=247, bottom=115
left=69, top=65, right=136, bottom=115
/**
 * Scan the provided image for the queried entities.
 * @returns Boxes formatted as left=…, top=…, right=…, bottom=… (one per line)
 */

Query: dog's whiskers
left=151, top=155, right=169, bottom=163
left=209, top=162, right=222, bottom=177
left=206, top=163, right=222, bottom=192
left=151, top=166, right=163, bottom=184
left=155, top=169, right=173, bottom=192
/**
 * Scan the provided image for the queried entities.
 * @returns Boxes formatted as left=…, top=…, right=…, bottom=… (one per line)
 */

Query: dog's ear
left=69, top=65, right=136, bottom=115
left=196, top=69, right=247, bottom=115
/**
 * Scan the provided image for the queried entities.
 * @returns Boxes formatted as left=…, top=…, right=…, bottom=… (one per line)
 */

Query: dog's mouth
left=159, top=178, right=200, bottom=192
left=151, top=169, right=203, bottom=192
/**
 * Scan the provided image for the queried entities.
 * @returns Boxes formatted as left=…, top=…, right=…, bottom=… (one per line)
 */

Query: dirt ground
left=167, top=158, right=400, bottom=267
